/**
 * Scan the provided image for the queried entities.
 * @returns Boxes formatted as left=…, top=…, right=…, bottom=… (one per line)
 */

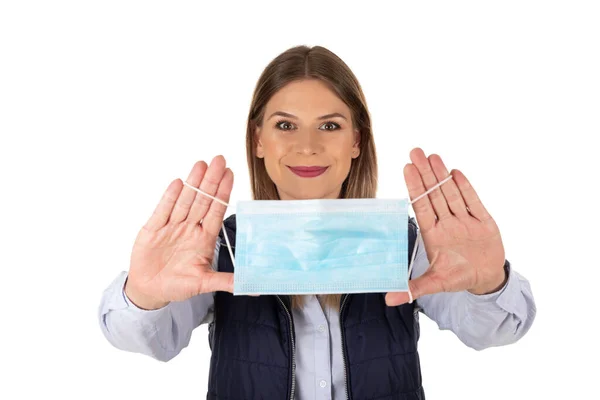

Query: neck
left=292, top=294, right=342, bottom=310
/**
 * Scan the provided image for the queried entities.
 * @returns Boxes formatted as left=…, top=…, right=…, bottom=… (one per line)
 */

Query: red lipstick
left=287, top=166, right=328, bottom=178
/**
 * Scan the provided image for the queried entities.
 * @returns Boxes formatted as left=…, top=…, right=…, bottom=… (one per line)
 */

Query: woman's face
left=255, top=79, right=360, bottom=200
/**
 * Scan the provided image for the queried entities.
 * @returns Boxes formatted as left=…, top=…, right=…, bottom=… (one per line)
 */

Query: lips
left=287, top=166, right=329, bottom=178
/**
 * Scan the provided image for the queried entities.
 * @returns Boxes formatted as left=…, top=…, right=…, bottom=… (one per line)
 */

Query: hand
left=386, top=148, right=507, bottom=306
left=125, top=155, right=234, bottom=310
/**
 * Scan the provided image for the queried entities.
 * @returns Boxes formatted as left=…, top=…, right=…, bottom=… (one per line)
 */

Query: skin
left=255, top=79, right=360, bottom=200
left=386, top=149, right=508, bottom=305
left=125, top=79, right=507, bottom=310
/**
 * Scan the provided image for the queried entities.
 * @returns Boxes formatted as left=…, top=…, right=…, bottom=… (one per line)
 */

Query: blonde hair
left=245, top=45, right=378, bottom=309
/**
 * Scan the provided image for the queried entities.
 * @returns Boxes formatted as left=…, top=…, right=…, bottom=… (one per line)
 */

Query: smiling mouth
left=287, top=166, right=329, bottom=178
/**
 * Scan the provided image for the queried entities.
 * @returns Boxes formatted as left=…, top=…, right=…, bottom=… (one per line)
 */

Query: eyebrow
left=267, top=111, right=348, bottom=121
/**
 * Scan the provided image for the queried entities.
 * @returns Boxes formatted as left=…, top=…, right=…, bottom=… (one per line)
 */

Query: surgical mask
left=183, top=175, right=451, bottom=298
left=234, top=198, right=410, bottom=295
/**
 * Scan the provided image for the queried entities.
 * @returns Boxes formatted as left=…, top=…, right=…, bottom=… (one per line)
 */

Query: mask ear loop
left=406, top=174, right=453, bottom=304
left=406, top=229, right=421, bottom=304
left=182, top=181, right=236, bottom=269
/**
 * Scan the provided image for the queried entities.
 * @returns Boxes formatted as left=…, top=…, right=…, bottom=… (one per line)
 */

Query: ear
left=351, top=128, right=361, bottom=159
left=255, top=126, right=264, bottom=158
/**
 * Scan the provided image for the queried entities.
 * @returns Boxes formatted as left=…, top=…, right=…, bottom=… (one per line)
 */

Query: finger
left=451, top=169, right=491, bottom=222
left=144, top=179, right=183, bottom=231
left=409, top=148, right=452, bottom=221
left=171, top=161, right=209, bottom=223
left=385, top=291, right=410, bottom=307
left=185, top=155, right=227, bottom=225
left=404, top=163, right=436, bottom=232
left=198, top=271, right=234, bottom=294
left=385, top=270, right=445, bottom=306
left=386, top=249, right=445, bottom=307
left=202, top=168, right=234, bottom=238
left=188, top=156, right=226, bottom=224
left=408, top=270, right=446, bottom=300
left=428, top=154, right=469, bottom=218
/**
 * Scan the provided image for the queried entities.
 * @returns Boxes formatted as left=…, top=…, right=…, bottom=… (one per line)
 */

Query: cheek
left=337, top=156, right=353, bottom=176
left=332, top=139, right=356, bottom=173
left=260, top=136, right=291, bottom=181
left=261, top=134, right=291, bottom=159
left=331, top=139, right=356, bottom=162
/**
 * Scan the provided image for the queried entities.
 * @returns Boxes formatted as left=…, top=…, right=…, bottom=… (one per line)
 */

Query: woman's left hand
left=386, top=148, right=507, bottom=306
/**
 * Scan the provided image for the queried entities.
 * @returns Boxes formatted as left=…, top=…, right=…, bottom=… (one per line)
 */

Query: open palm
left=386, top=148, right=507, bottom=306
left=125, top=156, right=234, bottom=310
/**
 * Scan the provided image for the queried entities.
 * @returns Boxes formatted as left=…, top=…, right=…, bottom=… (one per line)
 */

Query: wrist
left=124, top=279, right=169, bottom=310
left=468, top=261, right=509, bottom=295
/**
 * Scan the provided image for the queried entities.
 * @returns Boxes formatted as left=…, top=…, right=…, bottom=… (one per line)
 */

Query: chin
left=283, top=186, right=339, bottom=200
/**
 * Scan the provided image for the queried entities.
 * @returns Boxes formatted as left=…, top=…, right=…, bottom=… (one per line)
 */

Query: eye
left=320, top=121, right=341, bottom=131
left=275, top=120, right=295, bottom=131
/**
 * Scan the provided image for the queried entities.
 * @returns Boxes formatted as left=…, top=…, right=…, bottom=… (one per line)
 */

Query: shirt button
left=319, top=380, right=327, bottom=388
left=318, top=325, right=326, bottom=332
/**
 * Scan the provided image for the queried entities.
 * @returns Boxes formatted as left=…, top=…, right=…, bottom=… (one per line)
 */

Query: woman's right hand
left=124, top=155, right=234, bottom=310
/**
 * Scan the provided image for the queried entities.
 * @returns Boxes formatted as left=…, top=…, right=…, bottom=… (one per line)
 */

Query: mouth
left=287, top=165, right=329, bottom=178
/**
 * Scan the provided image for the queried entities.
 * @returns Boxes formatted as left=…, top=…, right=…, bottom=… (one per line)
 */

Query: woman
left=98, top=45, right=536, bottom=399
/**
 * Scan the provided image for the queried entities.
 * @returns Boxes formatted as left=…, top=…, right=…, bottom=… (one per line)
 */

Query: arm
left=412, top=234, right=537, bottom=350
left=97, top=242, right=220, bottom=361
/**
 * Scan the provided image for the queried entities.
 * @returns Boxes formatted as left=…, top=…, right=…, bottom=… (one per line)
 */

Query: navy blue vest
left=207, top=214, right=425, bottom=400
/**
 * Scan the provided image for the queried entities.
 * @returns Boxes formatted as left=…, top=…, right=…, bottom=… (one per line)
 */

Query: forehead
left=265, top=79, right=350, bottom=117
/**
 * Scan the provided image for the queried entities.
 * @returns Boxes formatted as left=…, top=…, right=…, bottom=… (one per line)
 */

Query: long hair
left=245, top=45, right=378, bottom=309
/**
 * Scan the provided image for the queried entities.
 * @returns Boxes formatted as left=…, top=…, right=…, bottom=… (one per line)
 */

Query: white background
left=1, top=1, right=598, bottom=399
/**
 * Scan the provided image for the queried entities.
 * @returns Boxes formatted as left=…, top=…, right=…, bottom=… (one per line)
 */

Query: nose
left=294, top=128, right=323, bottom=156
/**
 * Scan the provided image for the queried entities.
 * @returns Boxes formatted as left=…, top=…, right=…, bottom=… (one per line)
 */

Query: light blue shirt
left=98, top=234, right=536, bottom=400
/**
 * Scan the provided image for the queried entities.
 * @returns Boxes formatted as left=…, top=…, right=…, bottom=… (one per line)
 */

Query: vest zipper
left=340, top=294, right=351, bottom=400
left=277, top=295, right=296, bottom=400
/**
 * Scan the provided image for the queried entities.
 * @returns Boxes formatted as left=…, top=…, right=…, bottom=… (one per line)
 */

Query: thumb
left=199, top=271, right=234, bottom=294
left=386, top=249, right=445, bottom=307
left=408, top=271, right=445, bottom=301
left=385, top=270, right=444, bottom=307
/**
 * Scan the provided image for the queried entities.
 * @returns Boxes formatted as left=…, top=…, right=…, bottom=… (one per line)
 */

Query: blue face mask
left=232, top=198, right=410, bottom=295
left=183, top=174, right=451, bottom=297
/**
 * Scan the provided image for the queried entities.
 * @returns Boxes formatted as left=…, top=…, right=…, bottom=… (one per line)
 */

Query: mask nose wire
left=183, top=174, right=454, bottom=298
